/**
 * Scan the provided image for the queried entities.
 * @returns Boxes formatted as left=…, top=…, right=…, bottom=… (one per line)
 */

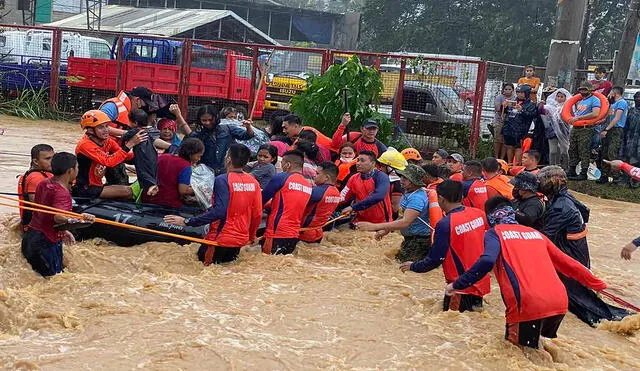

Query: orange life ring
left=560, top=92, right=610, bottom=127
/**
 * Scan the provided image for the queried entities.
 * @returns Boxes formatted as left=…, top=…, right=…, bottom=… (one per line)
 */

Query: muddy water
left=1, top=115, right=640, bottom=369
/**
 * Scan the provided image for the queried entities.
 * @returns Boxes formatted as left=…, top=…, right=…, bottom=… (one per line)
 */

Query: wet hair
left=422, top=163, right=440, bottom=178
left=481, top=157, right=500, bottom=173
left=634, top=91, right=640, bottom=100
left=358, top=150, right=377, bottom=162
left=524, top=65, right=535, bottom=71
left=436, top=179, right=463, bottom=203
left=317, top=161, right=338, bottom=181
left=51, top=152, right=77, bottom=176
left=502, top=83, right=514, bottom=93
left=196, top=105, right=220, bottom=126
left=438, top=164, right=451, bottom=178
left=178, top=138, right=205, bottom=162
left=298, top=129, right=317, bottom=143
left=594, top=66, right=607, bottom=74
left=258, top=143, right=279, bottom=165
left=485, top=195, right=512, bottom=215
left=283, top=114, right=301, bottom=126
left=464, top=160, right=483, bottom=177
left=31, top=144, right=54, bottom=159
left=524, top=150, right=541, bottom=163
left=295, top=140, right=319, bottom=162
left=612, top=86, right=624, bottom=96
left=219, top=106, right=237, bottom=119
left=228, top=143, right=251, bottom=168
left=339, top=142, right=356, bottom=153
left=268, top=109, right=289, bottom=137
left=282, top=150, right=304, bottom=169
left=129, top=108, right=148, bottom=127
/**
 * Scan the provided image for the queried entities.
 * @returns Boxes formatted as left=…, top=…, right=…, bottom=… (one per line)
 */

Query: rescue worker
left=100, top=86, right=157, bottom=185
left=341, top=150, right=392, bottom=224
left=299, top=162, right=342, bottom=243
left=461, top=160, right=489, bottom=212
left=431, top=149, right=448, bottom=166
left=448, top=196, right=607, bottom=349
left=510, top=171, right=544, bottom=230
left=401, top=147, right=422, bottom=165
left=377, top=147, right=408, bottom=217
left=509, top=150, right=541, bottom=176
left=331, top=113, right=388, bottom=156
left=73, top=110, right=147, bottom=200
left=22, top=152, right=95, bottom=277
left=400, top=180, right=490, bottom=312
left=604, top=160, right=640, bottom=260
left=538, top=166, right=629, bottom=326
left=422, top=163, right=444, bottom=191
left=446, top=153, right=465, bottom=181
left=281, top=114, right=334, bottom=150
left=164, top=144, right=262, bottom=265
left=481, top=157, right=514, bottom=200
left=356, top=164, right=442, bottom=262
left=18, top=144, right=54, bottom=230
left=567, top=81, right=602, bottom=181
left=262, top=150, right=313, bottom=255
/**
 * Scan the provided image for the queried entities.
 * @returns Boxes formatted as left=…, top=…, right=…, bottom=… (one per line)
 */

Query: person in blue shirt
left=568, top=81, right=602, bottom=181
left=181, top=105, right=255, bottom=175
left=597, top=86, right=629, bottom=184
left=355, top=164, right=442, bottom=262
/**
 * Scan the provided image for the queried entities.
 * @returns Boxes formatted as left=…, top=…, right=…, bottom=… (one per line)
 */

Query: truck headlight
left=266, top=73, right=274, bottom=83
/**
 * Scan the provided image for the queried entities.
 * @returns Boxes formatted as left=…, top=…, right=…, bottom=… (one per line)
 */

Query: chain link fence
left=0, top=24, right=488, bottom=155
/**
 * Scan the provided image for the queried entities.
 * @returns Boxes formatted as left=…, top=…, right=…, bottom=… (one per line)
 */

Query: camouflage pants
left=568, top=127, right=593, bottom=171
left=396, top=236, right=431, bottom=263
left=601, top=127, right=623, bottom=177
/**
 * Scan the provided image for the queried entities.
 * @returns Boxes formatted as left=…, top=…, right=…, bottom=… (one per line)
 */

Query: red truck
left=66, top=38, right=265, bottom=118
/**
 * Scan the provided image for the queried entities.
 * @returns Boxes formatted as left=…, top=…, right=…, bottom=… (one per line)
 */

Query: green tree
left=290, top=55, right=392, bottom=142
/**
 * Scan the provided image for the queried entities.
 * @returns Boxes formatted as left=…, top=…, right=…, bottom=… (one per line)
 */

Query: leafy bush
left=290, top=55, right=393, bottom=143
left=0, top=88, right=68, bottom=120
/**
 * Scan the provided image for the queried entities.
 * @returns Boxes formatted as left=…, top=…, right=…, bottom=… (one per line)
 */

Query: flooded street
left=2, top=115, right=640, bottom=369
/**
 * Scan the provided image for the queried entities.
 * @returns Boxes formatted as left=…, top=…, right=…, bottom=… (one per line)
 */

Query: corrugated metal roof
left=45, top=5, right=280, bottom=45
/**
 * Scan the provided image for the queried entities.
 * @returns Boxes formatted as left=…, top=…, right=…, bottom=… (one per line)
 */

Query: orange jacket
left=100, top=91, right=133, bottom=130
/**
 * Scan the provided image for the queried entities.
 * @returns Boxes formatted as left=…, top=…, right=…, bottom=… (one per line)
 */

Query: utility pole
left=612, top=0, right=640, bottom=86
left=544, top=0, right=588, bottom=90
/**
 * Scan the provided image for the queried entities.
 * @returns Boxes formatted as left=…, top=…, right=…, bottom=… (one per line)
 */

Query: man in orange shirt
left=482, top=157, right=514, bottom=200
left=17, top=144, right=55, bottom=230
left=517, top=65, right=541, bottom=102
left=446, top=153, right=465, bottom=181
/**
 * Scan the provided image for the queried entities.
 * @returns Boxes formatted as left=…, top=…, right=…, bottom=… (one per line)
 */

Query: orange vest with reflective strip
left=100, top=91, right=133, bottom=130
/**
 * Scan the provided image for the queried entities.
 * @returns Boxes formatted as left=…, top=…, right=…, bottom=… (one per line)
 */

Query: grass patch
left=568, top=180, right=640, bottom=204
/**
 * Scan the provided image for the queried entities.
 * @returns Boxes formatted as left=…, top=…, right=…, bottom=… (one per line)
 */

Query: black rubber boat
left=72, top=198, right=207, bottom=247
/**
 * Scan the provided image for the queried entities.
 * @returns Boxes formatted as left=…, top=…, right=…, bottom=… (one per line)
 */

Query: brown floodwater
left=2, top=115, right=640, bottom=370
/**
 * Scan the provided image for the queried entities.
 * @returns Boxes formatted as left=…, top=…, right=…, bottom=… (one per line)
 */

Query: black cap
left=362, top=118, right=379, bottom=129
left=129, top=86, right=157, bottom=111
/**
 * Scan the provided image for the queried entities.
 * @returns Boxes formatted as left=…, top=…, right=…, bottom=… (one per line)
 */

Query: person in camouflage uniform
left=355, top=164, right=442, bottom=262
left=568, top=82, right=603, bottom=181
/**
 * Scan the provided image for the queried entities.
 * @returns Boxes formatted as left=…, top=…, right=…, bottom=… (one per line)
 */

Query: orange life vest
left=100, top=91, right=133, bottom=130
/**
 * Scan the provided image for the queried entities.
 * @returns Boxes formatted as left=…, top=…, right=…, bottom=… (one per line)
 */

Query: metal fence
left=0, top=24, right=487, bottom=155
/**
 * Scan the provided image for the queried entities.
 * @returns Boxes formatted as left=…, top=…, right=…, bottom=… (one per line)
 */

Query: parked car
left=392, top=82, right=472, bottom=148
left=453, top=83, right=475, bottom=105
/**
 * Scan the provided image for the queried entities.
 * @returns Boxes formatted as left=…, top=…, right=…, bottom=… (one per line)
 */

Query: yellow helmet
left=378, top=147, right=407, bottom=170
left=401, top=147, right=422, bottom=162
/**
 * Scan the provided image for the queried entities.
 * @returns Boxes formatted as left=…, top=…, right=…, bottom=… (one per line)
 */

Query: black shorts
left=503, top=134, right=522, bottom=148
left=443, top=293, right=483, bottom=313
left=73, top=185, right=103, bottom=199
left=261, top=237, right=299, bottom=255
left=197, top=245, right=240, bottom=265
left=505, top=314, right=565, bottom=348
left=21, top=229, right=63, bottom=277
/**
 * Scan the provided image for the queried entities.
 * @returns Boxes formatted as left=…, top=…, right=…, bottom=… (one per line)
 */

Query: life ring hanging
left=560, top=92, right=610, bottom=127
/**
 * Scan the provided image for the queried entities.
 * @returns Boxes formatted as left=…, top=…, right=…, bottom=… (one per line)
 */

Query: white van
left=0, top=30, right=111, bottom=65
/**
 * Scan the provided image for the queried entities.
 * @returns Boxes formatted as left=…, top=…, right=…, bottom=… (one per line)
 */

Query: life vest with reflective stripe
left=100, top=91, right=133, bottom=130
